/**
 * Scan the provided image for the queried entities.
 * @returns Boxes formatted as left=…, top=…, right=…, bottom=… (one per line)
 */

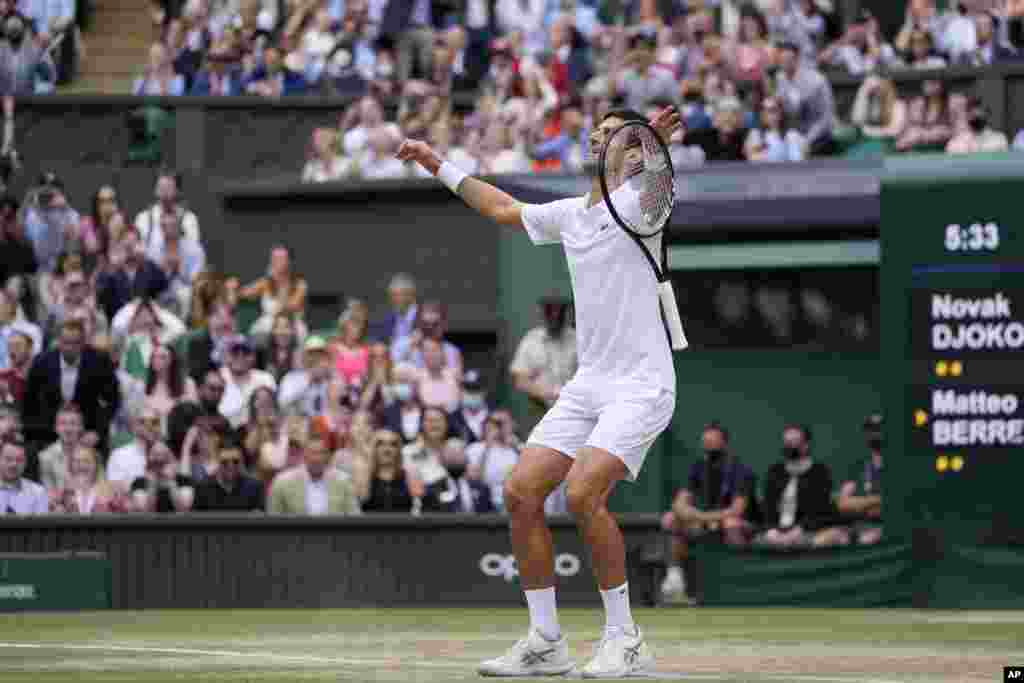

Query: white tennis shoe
left=579, top=626, right=654, bottom=679
left=477, top=629, right=575, bottom=677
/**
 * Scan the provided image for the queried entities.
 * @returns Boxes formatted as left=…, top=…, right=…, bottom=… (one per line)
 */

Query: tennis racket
left=598, top=120, right=688, bottom=351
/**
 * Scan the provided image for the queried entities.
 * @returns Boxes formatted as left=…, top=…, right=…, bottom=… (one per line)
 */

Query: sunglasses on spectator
left=219, top=456, right=242, bottom=465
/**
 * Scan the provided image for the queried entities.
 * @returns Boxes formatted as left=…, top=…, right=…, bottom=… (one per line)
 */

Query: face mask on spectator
left=783, top=446, right=801, bottom=460
left=704, top=448, right=726, bottom=461
left=5, top=18, right=24, bottom=47
left=393, top=383, right=413, bottom=402
left=462, top=392, right=484, bottom=411
left=867, top=436, right=883, bottom=451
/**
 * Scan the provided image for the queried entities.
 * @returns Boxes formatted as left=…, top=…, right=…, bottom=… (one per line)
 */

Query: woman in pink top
left=396, top=337, right=461, bottom=412
left=331, top=299, right=370, bottom=388
left=730, top=11, right=771, bottom=86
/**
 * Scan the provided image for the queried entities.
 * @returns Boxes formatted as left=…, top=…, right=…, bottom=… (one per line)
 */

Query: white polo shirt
left=521, top=194, right=677, bottom=395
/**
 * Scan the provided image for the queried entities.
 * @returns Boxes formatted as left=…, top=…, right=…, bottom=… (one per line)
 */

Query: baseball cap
left=303, top=335, right=328, bottom=353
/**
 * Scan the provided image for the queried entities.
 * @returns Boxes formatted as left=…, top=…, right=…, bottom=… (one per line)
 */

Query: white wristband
left=437, top=161, right=469, bottom=195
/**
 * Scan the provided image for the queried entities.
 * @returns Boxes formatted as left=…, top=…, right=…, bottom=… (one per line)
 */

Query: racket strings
left=602, top=122, right=675, bottom=238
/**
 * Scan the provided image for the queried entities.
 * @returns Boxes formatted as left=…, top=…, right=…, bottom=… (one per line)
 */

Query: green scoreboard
left=883, top=155, right=1024, bottom=546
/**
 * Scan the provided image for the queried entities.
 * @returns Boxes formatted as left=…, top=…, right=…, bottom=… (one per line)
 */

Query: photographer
left=0, top=13, right=54, bottom=94
left=23, top=172, right=79, bottom=321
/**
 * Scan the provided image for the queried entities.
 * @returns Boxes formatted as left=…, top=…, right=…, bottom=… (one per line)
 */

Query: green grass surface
left=1, top=608, right=1022, bottom=682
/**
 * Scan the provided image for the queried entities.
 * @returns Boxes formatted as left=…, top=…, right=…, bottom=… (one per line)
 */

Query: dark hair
left=600, top=108, right=647, bottom=125
left=1, top=431, right=25, bottom=449
left=248, top=385, right=278, bottom=422
left=90, top=185, right=119, bottom=257
left=145, top=344, right=185, bottom=399
left=740, top=7, right=768, bottom=39
left=702, top=421, right=730, bottom=443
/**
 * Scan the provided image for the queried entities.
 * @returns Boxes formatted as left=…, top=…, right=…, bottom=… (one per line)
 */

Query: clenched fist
left=395, top=139, right=441, bottom=175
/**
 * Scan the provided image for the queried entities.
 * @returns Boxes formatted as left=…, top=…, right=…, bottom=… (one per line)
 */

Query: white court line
left=0, top=642, right=913, bottom=682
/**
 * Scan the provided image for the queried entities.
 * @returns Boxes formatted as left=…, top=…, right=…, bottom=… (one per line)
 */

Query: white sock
left=524, top=587, right=560, bottom=641
left=666, top=566, right=684, bottom=584
left=600, top=582, right=635, bottom=634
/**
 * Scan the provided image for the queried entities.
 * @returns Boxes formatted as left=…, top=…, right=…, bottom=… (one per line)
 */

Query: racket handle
left=658, top=280, right=689, bottom=351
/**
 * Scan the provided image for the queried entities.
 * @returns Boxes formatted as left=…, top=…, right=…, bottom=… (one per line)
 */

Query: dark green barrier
left=694, top=539, right=916, bottom=607
left=0, top=552, right=112, bottom=611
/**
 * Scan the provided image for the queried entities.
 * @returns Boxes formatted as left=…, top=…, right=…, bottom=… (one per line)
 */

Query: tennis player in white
left=397, top=105, right=683, bottom=678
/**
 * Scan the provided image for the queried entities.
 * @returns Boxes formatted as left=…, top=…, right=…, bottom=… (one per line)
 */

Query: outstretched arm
left=396, top=139, right=526, bottom=229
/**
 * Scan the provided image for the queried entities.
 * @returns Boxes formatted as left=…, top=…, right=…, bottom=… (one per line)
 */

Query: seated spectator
left=359, top=126, right=408, bottom=179
left=0, top=14, right=54, bottom=94
left=527, top=101, right=587, bottom=174
left=819, top=9, right=898, bottom=75
left=745, top=95, right=805, bottom=162
left=0, top=404, right=20, bottom=441
left=78, top=186, right=121, bottom=275
left=190, top=46, right=243, bottom=95
left=39, top=252, right=85, bottom=322
left=448, top=369, right=492, bottom=444
left=108, top=406, right=162, bottom=485
left=610, top=36, right=677, bottom=113
left=510, top=295, right=577, bottom=431
left=22, top=318, right=120, bottom=448
left=186, top=297, right=235, bottom=383
left=168, top=367, right=225, bottom=451
left=241, top=385, right=280, bottom=461
left=96, top=334, right=147, bottom=441
left=0, top=196, right=38, bottom=305
left=117, top=299, right=174, bottom=380
left=134, top=42, right=186, bottom=95
left=217, top=335, right=276, bottom=428
left=0, top=289, right=42, bottom=366
left=894, top=80, right=953, bottom=153
left=279, top=335, right=335, bottom=418
left=330, top=299, right=370, bottom=388
left=946, top=95, right=1009, bottom=154
left=267, top=429, right=361, bottom=515
left=235, top=245, right=308, bottom=343
left=773, top=40, right=835, bottom=156
left=302, top=127, right=355, bottom=183
left=262, top=312, right=303, bottom=384
left=37, top=401, right=83, bottom=490
left=192, top=442, right=265, bottom=511
left=130, top=441, right=195, bottom=513
left=756, top=424, right=849, bottom=549
left=144, top=343, right=198, bottom=434
left=729, top=8, right=772, bottom=86
left=368, top=271, right=418, bottom=346
left=0, top=432, right=48, bottom=514
left=465, top=413, right=519, bottom=511
left=396, top=337, right=461, bottom=412
left=838, top=413, right=884, bottom=546
left=134, top=170, right=201, bottom=251
left=660, top=422, right=757, bottom=605
left=43, top=268, right=109, bottom=344
left=336, top=408, right=375, bottom=494
left=24, top=171, right=79, bottom=279
left=477, top=114, right=531, bottom=175
left=1015, top=129, right=1024, bottom=150
left=902, top=29, right=948, bottom=69
left=401, top=405, right=462, bottom=489
left=96, top=228, right=171, bottom=322
left=257, top=414, right=307, bottom=484
left=356, top=341, right=393, bottom=413
left=765, top=0, right=824, bottom=63
left=147, top=210, right=206, bottom=320
left=49, top=445, right=130, bottom=514
left=390, top=300, right=462, bottom=373
left=244, top=45, right=308, bottom=96
left=362, top=428, right=423, bottom=512
left=849, top=76, right=907, bottom=157
left=0, top=328, right=33, bottom=406
left=178, top=413, right=231, bottom=481
left=683, top=95, right=750, bottom=162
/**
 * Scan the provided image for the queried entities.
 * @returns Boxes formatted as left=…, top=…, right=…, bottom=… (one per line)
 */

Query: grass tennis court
left=0, top=607, right=1021, bottom=682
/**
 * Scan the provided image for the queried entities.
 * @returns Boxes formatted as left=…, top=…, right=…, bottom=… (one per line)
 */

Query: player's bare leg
left=478, top=447, right=574, bottom=677
left=566, top=447, right=654, bottom=678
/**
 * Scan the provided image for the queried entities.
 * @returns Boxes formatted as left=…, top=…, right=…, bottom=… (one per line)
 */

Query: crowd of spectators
left=0, top=0, right=86, bottom=93
left=658, top=413, right=884, bottom=605
left=0, top=166, right=557, bottom=517
left=118, top=0, right=1024, bottom=179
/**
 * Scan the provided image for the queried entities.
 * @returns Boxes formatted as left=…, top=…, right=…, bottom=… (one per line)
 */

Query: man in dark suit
left=95, top=226, right=170, bottom=322
left=186, top=299, right=236, bottom=383
left=367, top=272, right=418, bottom=344
left=22, top=318, right=120, bottom=448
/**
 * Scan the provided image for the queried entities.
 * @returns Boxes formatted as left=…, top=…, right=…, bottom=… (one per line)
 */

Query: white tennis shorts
left=526, top=380, right=676, bottom=482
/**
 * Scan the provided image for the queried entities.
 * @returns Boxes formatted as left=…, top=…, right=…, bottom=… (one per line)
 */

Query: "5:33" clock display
left=945, top=222, right=1001, bottom=252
